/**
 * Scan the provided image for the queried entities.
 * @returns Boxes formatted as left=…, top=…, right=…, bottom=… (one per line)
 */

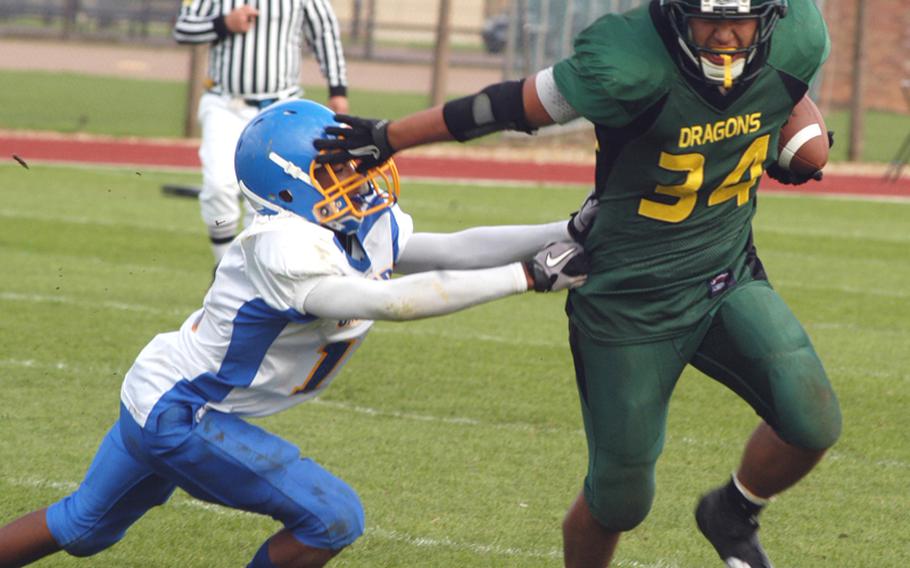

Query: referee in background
left=174, top=0, right=349, bottom=266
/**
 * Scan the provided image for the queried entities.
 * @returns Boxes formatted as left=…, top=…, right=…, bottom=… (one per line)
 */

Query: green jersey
left=553, top=0, right=829, bottom=344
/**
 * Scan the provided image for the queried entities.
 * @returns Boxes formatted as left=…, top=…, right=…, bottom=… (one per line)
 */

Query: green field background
left=0, top=161, right=907, bottom=566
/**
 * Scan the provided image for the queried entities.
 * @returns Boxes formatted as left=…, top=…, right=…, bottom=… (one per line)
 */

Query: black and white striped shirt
left=173, top=0, right=347, bottom=99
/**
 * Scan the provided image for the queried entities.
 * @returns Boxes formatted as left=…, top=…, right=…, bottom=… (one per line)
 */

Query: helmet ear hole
left=279, top=190, right=294, bottom=203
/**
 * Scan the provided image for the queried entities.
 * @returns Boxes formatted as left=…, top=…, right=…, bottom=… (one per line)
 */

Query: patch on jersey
left=702, top=0, right=750, bottom=13
left=707, top=269, right=737, bottom=298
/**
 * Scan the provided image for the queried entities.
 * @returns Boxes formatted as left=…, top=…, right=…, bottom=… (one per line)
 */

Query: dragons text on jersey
left=678, top=112, right=762, bottom=148
left=552, top=0, right=829, bottom=344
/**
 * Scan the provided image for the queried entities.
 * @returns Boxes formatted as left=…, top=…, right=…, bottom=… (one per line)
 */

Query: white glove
left=523, top=241, right=589, bottom=292
left=567, top=189, right=599, bottom=243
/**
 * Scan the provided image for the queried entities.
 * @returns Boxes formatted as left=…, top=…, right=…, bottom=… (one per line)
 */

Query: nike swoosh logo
left=545, top=248, right=575, bottom=268
left=348, top=145, right=381, bottom=160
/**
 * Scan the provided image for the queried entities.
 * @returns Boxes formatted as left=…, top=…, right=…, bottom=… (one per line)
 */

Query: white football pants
left=197, top=93, right=258, bottom=262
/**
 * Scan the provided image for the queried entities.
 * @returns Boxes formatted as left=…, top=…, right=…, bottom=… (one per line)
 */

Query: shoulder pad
left=767, top=0, right=830, bottom=83
left=249, top=216, right=346, bottom=279
left=554, top=8, right=673, bottom=127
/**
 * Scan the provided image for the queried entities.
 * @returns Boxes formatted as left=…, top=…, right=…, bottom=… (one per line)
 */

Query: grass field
left=0, top=161, right=907, bottom=567
left=0, top=70, right=436, bottom=139
left=2, top=69, right=910, bottom=165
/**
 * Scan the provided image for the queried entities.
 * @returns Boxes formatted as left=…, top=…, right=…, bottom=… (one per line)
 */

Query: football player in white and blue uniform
left=0, top=99, right=596, bottom=568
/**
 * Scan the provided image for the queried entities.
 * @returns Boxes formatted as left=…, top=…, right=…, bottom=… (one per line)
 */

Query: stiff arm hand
left=313, top=115, right=395, bottom=173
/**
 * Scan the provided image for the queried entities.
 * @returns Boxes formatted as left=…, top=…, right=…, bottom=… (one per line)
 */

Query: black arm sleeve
left=442, top=80, right=536, bottom=142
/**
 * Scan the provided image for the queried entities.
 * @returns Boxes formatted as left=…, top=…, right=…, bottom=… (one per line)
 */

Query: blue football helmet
left=235, top=99, right=400, bottom=234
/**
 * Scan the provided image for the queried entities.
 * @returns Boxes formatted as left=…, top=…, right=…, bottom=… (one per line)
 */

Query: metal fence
left=499, top=0, right=647, bottom=78
left=0, top=0, right=177, bottom=42
left=0, top=0, right=652, bottom=66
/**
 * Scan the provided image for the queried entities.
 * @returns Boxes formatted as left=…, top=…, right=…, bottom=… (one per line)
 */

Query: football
left=777, top=95, right=829, bottom=175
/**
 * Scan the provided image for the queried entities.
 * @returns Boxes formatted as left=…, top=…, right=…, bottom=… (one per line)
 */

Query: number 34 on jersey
left=638, top=133, right=770, bottom=224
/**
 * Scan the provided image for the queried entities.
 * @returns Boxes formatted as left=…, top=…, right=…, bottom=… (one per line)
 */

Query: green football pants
left=568, top=279, right=841, bottom=531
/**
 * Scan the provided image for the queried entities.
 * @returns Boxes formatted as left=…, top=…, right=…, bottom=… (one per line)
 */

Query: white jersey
left=121, top=206, right=413, bottom=428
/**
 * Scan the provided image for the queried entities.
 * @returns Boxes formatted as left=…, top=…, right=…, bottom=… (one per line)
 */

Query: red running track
left=2, top=132, right=909, bottom=198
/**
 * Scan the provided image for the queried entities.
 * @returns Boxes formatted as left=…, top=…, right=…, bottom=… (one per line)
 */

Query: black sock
left=724, top=478, right=765, bottom=518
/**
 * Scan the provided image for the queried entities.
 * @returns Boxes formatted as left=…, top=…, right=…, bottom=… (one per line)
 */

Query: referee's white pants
left=197, top=93, right=258, bottom=248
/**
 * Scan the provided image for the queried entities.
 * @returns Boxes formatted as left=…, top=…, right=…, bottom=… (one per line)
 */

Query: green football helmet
left=660, top=0, right=788, bottom=87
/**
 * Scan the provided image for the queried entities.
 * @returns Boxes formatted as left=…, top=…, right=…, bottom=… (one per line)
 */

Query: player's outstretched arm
left=395, top=193, right=598, bottom=274
left=395, top=222, right=568, bottom=274
left=313, top=72, right=559, bottom=171
left=302, top=242, right=587, bottom=322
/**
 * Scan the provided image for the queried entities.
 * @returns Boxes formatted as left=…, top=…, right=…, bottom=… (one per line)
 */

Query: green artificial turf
left=0, top=162, right=907, bottom=566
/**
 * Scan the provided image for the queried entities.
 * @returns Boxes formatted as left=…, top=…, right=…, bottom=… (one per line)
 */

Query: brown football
left=777, top=95, right=829, bottom=175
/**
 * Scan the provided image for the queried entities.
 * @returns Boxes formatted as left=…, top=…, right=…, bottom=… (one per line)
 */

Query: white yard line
left=10, top=477, right=79, bottom=492
left=4, top=476, right=681, bottom=566
left=763, top=250, right=900, bottom=270
left=370, top=324, right=564, bottom=348
left=309, top=398, right=583, bottom=435
left=363, top=527, right=562, bottom=560
left=0, top=291, right=186, bottom=317
left=1, top=247, right=194, bottom=276
left=757, top=224, right=910, bottom=244
left=0, top=208, right=199, bottom=236
left=760, top=189, right=910, bottom=205
left=806, top=321, right=910, bottom=338
left=0, top=358, right=73, bottom=372
left=773, top=280, right=910, bottom=300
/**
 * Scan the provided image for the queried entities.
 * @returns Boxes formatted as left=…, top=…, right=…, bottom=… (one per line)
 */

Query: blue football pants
left=46, top=404, right=364, bottom=557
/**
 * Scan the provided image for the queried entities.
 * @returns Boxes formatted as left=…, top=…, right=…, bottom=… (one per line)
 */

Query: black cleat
left=695, top=486, right=773, bottom=568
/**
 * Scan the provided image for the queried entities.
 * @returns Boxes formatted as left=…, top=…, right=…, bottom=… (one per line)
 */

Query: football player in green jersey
left=314, top=1, right=841, bottom=566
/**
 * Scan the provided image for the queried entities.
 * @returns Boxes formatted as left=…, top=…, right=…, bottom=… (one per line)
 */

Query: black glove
left=523, top=241, right=589, bottom=292
left=567, top=189, right=599, bottom=244
left=765, top=162, right=823, bottom=185
left=766, top=130, right=834, bottom=186
left=313, top=114, right=395, bottom=173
